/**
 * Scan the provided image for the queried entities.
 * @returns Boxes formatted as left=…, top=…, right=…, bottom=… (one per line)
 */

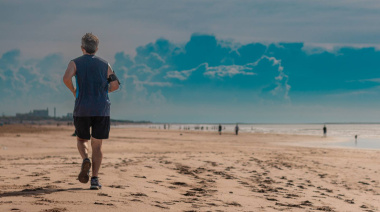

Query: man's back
left=63, top=33, right=120, bottom=190
left=72, top=54, right=110, bottom=117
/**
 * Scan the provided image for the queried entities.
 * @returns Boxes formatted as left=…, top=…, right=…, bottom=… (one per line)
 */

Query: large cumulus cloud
left=113, top=34, right=380, bottom=106
left=113, top=34, right=291, bottom=107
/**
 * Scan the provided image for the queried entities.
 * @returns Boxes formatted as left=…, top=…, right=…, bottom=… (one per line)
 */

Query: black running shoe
left=90, top=177, right=102, bottom=190
left=78, top=158, right=91, bottom=183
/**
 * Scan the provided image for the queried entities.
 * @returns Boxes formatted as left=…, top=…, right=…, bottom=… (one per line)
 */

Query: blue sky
left=1, top=0, right=380, bottom=123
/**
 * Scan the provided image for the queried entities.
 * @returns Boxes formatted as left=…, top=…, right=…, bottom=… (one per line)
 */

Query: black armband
left=108, top=73, right=120, bottom=85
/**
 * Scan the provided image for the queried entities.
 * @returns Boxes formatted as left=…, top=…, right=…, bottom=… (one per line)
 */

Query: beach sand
left=0, top=125, right=379, bottom=212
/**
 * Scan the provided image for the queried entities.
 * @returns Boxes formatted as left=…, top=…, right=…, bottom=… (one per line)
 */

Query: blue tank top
left=72, top=55, right=110, bottom=117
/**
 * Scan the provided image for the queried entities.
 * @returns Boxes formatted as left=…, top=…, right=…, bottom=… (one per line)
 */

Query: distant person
left=218, top=124, right=222, bottom=135
left=63, top=33, right=120, bottom=190
left=355, top=135, right=358, bottom=145
left=323, top=125, right=327, bottom=137
left=235, top=124, right=239, bottom=135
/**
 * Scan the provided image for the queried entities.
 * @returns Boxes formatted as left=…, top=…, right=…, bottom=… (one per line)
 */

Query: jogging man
left=63, top=33, right=120, bottom=189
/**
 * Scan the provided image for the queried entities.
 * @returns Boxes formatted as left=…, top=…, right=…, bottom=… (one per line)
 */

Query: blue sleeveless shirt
left=72, top=55, right=110, bottom=117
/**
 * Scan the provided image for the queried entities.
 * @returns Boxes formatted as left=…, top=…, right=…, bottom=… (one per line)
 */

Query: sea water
left=115, top=124, right=380, bottom=149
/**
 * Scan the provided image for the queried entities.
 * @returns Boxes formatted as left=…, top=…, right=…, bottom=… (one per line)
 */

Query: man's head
left=81, top=33, right=99, bottom=54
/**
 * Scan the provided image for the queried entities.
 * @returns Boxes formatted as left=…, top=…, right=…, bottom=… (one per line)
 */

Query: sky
left=2, top=0, right=380, bottom=123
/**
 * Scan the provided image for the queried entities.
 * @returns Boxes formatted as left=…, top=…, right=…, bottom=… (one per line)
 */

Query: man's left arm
left=107, top=64, right=120, bottom=93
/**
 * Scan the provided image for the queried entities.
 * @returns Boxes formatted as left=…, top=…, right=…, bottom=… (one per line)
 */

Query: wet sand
left=0, top=125, right=379, bottom=211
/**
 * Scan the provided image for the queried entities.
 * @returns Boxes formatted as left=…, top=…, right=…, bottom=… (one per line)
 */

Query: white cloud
left=203, top=64, right=255, bottom=78
left=165, top=70, right=193, bottom=81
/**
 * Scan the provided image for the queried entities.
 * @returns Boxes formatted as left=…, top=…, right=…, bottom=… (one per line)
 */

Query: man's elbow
left=110, top=83, right=119, bottom=92
left=62, top=76, right=70, bottom=84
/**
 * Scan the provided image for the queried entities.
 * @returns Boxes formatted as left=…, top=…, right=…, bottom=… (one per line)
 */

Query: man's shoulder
left=93, top=55, right=108, bottom=65
left=71, top=55, right=85, bottom=62
left=71, top=55, right=108, bottom=65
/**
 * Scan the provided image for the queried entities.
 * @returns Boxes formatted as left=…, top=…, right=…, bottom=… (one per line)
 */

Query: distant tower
left=47, top=107, right=49, bottom=117
left=54, top=107, right=56, bottom=118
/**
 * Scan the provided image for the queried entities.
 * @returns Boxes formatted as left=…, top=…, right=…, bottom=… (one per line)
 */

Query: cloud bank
left=2, top=34, right=380, bottom=122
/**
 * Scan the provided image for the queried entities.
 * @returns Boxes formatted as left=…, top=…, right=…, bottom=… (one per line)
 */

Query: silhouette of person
left=235, top=124, right=239, bottom=135
left=323, top=125, right=327, bottom=137
left=218, top=124, right=222, bottom=135
left=355, top=135, right=358, bottom=145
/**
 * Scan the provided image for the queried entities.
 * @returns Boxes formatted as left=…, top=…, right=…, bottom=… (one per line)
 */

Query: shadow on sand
left=0, top=186, right=85, bottom=198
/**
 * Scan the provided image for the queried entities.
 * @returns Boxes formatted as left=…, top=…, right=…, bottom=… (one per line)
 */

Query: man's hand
left=63, top=61, right=77, bottom=97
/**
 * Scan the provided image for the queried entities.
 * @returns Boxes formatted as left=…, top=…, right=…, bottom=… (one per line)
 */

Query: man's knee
left=91, top=138, right=102, bottom=151
left=77, top=137, right=88, bottom=142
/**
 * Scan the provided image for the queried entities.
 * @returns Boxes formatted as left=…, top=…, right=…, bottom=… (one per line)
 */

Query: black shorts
left=74, top=116, right=110, bottom=140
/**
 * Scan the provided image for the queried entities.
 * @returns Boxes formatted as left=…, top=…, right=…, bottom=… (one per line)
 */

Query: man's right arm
left=63, top=61, right=77, bottom=97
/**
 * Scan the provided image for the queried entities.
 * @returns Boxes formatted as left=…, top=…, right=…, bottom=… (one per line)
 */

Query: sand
left=0, top=125, right=379, bottom=212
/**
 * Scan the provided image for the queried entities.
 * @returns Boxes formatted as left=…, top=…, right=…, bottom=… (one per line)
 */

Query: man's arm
left=63, top=61, right=77, bottom=97
left=107, top=64, right=120, bottom=93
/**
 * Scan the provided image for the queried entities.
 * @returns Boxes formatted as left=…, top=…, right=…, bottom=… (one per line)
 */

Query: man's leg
left=89, top=116, right=109, bottom=190
left=77, top=137, right=89, bottom=159
left=74, top=117, right=92, bottom=184
left=77, top=137, right=91, bottom=184
left=91, top=137, right=103, bottom=177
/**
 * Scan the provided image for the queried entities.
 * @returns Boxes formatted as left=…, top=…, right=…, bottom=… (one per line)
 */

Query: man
left=218, top=124, right=222, bottom=135
left=323, top=125, right=327, bottom=137
left=63, top=33, right=120, bottom=190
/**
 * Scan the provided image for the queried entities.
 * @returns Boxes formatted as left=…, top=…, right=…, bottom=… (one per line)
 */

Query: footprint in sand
left=94, top=202, right=114, bottom=206
left=171, top=182, right=188, bottom=186
left=108, top=185, right=126, bottom=189
left=131, top=192, right=148, bottom=197
left=225, top=201, right=242, bottom=207
left=42, top=208, right=67, bottom=212
left=97, top=192, right=112, bottom=197
left=153, top=204, right=169, bottom=209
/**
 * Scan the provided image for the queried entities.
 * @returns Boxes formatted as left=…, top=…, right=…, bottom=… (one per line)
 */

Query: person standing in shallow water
left=323, top=125, right=327, bottom=137
left=235, top=124, right=239, bottom=135
left=63, top=33, right=120, bottom=190
left=218, top=124, right=222, bottom=135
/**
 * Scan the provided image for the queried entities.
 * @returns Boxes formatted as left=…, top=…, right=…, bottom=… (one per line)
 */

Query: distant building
left=65, top=113, right=73, bottom=118
left=16, top=108, right=49, bottom=118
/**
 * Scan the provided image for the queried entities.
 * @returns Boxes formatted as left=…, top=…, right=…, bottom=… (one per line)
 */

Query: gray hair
left=81, top=33, right=99, bottom=54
